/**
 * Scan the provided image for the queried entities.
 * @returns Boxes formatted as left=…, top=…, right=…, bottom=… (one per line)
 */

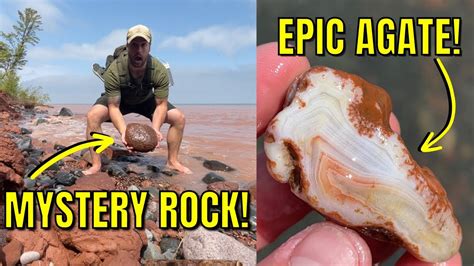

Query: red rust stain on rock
left=267, top=159, right=276, bottom=169
left=283, top=139, right=308, bottom=193
left=327, top=69, right=393, bottom=138
left=310, top=66, right=329, bottom=74
left=264, top=133, right=275, bottom=143
left=297, top=76, right=311, bottom=92
left=296, top=96, right=306, bottom=108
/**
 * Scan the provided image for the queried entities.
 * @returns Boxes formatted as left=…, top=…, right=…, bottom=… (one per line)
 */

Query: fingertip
left=257, top=42, right=310, bottom=137
left=396, top=252, right=462, bottom=266
left=260, top=222, right=372, bottom=266
left=257, top=152, right=311, bottom=250
left=360, top=234, right=399, bottom=263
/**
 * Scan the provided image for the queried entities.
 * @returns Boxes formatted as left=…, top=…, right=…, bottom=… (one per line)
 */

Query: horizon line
left=48, top=103, right=256, bottom=105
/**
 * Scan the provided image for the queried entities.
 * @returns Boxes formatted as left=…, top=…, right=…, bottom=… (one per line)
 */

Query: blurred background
left=257, top=0, right=473, bottom=264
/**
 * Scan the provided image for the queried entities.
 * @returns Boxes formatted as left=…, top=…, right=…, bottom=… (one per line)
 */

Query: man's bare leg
left=165, top=109, right=191, bottom=174
left=83, top=105, right=110, bottom=175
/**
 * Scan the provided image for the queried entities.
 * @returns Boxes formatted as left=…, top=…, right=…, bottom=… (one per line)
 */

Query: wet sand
left=24, top=104, right=256, bottom=193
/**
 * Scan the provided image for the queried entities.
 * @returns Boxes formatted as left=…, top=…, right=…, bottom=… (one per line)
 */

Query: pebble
left=250, top=204, right=257, bottom=232
left=23, top=164, right=36, bottom=177
left=17, top=137, right=32, bottom=151
left=128, top=185, right=140, bottom=191
left=183, top=227, right=255, bottom=265
left=107, top=163, right=127, bottom=177
left=28, top=148, right=44, bottom=157
left=142, top=241, right=162, bottom=261
left=145, top=187, right=160, bottom=199
left=116, top=156, right=140, bottom=163
left=161, top=169, right=179, bottom=176
left=160, top=237, right=181, bottom=254
left=54, top=185, right=66, bottom=193
left=58, top=107, right=73, bottom=116
left=35, top=118, right=48, bottom=125
left=55, top=172, right=76, bottom=186
left=203, top=160, right=235, bottom=172
left=26, top=157, right=40, bottom=166
left=23, top=178, right=36, bottom=190
left=146, top=165, right=161, bottom=173
left=20, top=127, right=32, bottom=134
left=54, top=144, right=66, bottom=150
left=48, top=162, right=61, bottom=171
left=202, top=172, right=226, bottom=184
left=70, top=170, right=84, bottom=178
left=145, top=229, right=154, bottom=241
left=20, top=251, right=41, bottom=264
left=37, top=176, right=56, bottom=188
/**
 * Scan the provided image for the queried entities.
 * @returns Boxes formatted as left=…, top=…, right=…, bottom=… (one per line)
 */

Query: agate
left=125, top=123, right=158, bottom=152
left=264, top=66, right=461, bottom=262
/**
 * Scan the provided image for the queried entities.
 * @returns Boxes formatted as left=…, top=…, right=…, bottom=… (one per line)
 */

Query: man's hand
left=154, top=128, right=163, bottom=149
left=152, top=97, right=168, bottom=148
left=121, top=131, right=134, bottom=152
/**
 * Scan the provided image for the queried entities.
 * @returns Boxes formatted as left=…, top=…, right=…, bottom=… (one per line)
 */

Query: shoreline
left=0, top=98, right=256, bottom=265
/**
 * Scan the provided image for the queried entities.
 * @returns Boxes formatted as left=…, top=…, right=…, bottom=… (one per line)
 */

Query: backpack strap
left=143, top=55, right=154, bottom=87
left=116, top=51, right=130, bottom=89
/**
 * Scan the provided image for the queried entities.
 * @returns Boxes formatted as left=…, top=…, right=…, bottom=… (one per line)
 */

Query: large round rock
left=125, top=123, right=157, bottom=152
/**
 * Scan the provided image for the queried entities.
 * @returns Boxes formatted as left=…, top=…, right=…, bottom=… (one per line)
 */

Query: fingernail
left=289, top=223, right=370, bottom=266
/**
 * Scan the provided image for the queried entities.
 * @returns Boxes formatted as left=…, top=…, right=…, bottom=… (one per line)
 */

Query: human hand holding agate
left=263, top=65, right=462, bottom=262
left=257, top=42, right=461, bottom=265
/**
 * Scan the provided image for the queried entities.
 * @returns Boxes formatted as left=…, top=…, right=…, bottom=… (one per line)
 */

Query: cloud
left=26, top=24, right=255, bottom=63
left=19, top=63, right=69, bottom=81
left=28, top=29, right=127, bottom=61
left=8, top=0, right=64, bottom=31
left=159, top=25, right=256, bottom=55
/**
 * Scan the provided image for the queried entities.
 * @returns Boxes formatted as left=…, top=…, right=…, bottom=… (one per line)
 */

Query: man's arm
left=152, top=97, right=168, bottom=143
left=108, top=95, right=127, bottom=137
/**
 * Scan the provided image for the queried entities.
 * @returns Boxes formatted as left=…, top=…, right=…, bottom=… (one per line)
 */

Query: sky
left=0, top=0, right=256, bottom=104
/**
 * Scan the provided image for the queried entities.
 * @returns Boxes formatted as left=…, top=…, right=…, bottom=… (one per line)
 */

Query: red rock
left=7, top=172, right=147, bottom=265
left=0, top=123, right=25, bottom=192
left=102, top=250, right=140, bottom=265
left=167, top=184, right=185, bottom=195
left=140, top=180, right=152, bottom=188
left=207, top=181, right=239, bottom=192
left=0, top=135, right=25, bottom=175
left=1, top=238, right=23, bottom=265
left=125, top=123, right=157, bottom=152
left=145, top=220, right=163, bottom=243
left=72, top=173, right=116, bottom=191
left=69, top=252, right=100, bottom=265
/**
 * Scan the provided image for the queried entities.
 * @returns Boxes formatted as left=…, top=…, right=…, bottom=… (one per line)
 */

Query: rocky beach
left=0, top=95, right=256, bottom=265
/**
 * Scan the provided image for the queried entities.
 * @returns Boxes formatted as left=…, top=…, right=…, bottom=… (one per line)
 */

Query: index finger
left=257, top=42, right=310, bottom=137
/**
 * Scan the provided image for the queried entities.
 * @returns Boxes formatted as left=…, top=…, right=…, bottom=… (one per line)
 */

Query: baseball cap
left=127, top=24, right=152, bottom=44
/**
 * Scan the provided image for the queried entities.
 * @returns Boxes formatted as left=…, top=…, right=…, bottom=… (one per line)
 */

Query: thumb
left=259, top=222, right=372, bottom=266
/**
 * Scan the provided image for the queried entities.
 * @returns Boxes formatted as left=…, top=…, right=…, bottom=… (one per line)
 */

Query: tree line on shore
left=0, top=8, right=49, bottom=107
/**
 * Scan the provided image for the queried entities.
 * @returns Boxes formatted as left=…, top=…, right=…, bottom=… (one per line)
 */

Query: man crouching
left=83, top=24, right=191, bottom=175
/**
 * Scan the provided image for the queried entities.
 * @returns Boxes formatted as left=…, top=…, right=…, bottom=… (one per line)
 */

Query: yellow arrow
left=28, top=132, right=114, bottom=179
left=418, top=58, right=456, bottom=153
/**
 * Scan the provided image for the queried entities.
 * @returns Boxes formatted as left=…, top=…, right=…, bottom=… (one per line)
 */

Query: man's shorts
left=94, top=94, right=176, bottom=121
